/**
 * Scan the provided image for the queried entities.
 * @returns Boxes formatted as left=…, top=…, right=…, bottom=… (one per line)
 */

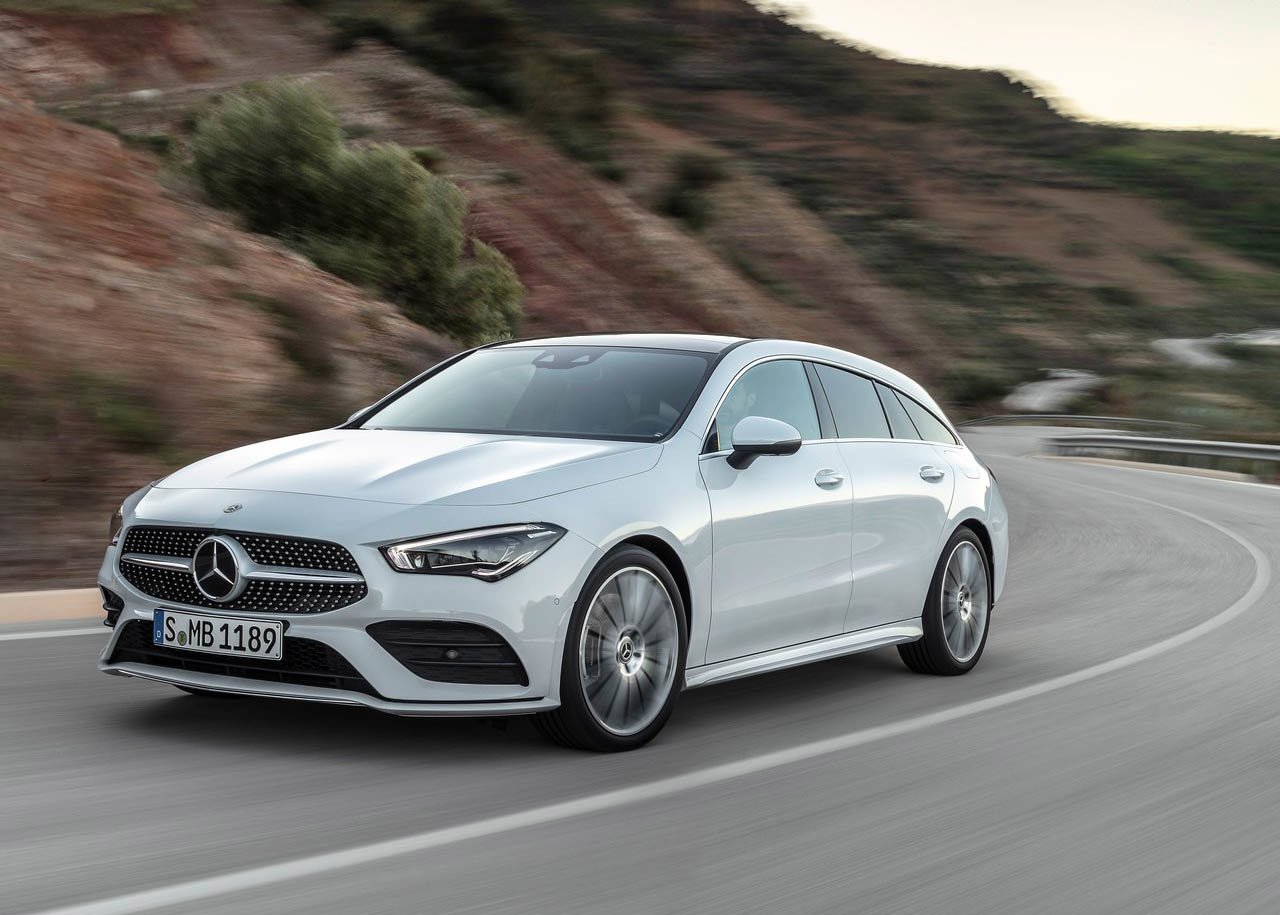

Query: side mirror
left=728, top=416, right=802, bottom=469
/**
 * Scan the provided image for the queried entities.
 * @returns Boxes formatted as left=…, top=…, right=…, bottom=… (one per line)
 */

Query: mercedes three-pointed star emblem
left=191, top=536, right=244, bottom=602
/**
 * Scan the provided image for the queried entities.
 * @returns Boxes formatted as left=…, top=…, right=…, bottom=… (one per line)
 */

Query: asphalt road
left=2, top=427, right=1278, bottom=915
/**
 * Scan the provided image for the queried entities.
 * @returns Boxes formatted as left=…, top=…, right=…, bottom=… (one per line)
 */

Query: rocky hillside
left=0, top=0, right=1277, bottom=587
left=0, top=75, right=450, bottom=586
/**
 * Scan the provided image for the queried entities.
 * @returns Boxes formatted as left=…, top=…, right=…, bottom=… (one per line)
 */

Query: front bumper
left=102, top=663, right=560, bottom=716
left=98, top=511, right=602, bottom=715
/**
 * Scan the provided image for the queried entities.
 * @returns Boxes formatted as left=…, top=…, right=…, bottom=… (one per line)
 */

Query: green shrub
left=435, top=241, right=524, bottom=343
left=940, top=362, right=1016, bottom=406
left=315, top=144, right=467, bottom=302
left=192, top=81, right=522, bottom=344
left=660, top=151, right=728, bottom=230
left=408, top=0, right=620, bottom=174
left=327, top=11, right=401, bottom=51
left=411, top=0, right=528, bottom=107
left=192, top=81, right=341, bottom=234
left=72, top=374, right=167, bottom=452
left=292, top=234, right=395, bottom=291
left=121, top=132, right=175, bottom=158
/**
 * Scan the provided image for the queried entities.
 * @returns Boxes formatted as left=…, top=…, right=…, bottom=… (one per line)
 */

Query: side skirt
left=683, top=620, right=923, bottom=690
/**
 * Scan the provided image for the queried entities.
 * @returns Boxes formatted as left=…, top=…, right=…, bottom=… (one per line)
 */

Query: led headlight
left=381, top=523, right=567, bottom=581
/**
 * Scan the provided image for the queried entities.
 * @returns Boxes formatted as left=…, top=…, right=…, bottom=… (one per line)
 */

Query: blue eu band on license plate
left=153, top=609, right=283, bottom=661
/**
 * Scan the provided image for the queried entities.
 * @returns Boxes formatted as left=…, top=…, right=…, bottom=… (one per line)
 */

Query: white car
left=98, top=334, right=1008, bottom=751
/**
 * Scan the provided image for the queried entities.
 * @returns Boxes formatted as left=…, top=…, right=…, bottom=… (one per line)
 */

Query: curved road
left=2, top=427, right=1278, bottom=915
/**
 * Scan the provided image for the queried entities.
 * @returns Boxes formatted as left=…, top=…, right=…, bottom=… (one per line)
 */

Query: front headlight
left=381, top=523, right=567, bottom=581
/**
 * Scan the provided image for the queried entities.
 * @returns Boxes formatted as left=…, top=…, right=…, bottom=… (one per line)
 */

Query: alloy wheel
left=578, top=566, right=680, bottom=736
left=942, top=541, right=990, bottom=663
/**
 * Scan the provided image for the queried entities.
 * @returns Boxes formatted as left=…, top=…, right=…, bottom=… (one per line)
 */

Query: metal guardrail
left=1045, top=434, right=1280, bottom=482
left=962, top=414, right=1199, bottom=433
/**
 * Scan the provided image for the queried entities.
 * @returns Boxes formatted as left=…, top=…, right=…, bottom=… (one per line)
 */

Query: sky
left=785, top=0, right=1280, bottom=135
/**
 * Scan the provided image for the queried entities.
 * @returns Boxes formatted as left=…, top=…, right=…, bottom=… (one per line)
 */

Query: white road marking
left=0, top=627, right=106, bottom=643
left=23, top=485, right=1274, bottom=915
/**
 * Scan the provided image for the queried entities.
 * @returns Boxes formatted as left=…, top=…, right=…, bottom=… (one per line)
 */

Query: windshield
left=360, top=346, right=717, bottom=441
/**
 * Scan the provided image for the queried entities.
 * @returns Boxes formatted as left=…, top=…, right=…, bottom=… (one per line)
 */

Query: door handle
left=814, top=469, right=845, bottom=488
left=919, top=465, right=946, bottom=483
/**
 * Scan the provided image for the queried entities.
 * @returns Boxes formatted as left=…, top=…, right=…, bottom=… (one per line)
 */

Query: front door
left=700, top=359, right=854, bottom=663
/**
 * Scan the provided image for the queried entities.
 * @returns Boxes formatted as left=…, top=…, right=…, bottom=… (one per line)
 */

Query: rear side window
left=895, top=391, right=959, bottom=445
left=874, top=382, right=921, bottom=440
left=814, top=364, right=891, bottom=439
left=708, top=359, right=821, bottom=452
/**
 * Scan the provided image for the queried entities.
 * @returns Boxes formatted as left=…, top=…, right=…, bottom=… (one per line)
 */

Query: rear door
left=700, top=359, right=854, bottom=663
left=809, top=365, right=955, bottom=631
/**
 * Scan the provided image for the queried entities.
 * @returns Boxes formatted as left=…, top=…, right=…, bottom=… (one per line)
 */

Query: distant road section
left=1002, top=369, right=1101, bottom=412
left=1152, top=337, right=1233, bottom=369
left=1154, top=328, right=1280, bottom=369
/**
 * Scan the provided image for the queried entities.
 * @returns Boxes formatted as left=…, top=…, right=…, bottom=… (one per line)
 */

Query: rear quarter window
left=894, top=391, right=959, bottom=446
left=874, top=382, right=921, bottom=441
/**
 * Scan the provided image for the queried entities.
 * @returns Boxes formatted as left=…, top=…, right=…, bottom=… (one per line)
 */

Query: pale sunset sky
left=784, top=0, right=1280, bottom=135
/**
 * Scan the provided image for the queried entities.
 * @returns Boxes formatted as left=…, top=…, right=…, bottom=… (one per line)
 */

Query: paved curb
left=0, top=588, right=101, bottom=625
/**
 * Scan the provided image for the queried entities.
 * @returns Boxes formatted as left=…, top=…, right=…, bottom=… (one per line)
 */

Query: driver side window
left=707, top=360, right=821, bottom=452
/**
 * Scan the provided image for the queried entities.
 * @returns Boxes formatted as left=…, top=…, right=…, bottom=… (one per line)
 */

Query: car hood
left=157, top=429, right=661, bottom=506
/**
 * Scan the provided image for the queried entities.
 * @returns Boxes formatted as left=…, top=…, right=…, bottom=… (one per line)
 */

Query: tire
left=535, top=546, right=688, bottom=752
left=899, top=528, right=991, bottom=676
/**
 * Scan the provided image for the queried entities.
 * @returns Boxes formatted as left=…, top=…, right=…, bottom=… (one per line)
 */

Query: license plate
left=153, top=610, right=282, bottom=661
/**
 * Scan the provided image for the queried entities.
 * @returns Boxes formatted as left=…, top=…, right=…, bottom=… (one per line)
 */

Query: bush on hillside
left=407, top=0, right=621, bottom=177
left=436, top=240, right=525, bottom=343
left=660, top=151, right=729, bottom=230
left=939, top=362, right=1016, bottom=407
left=192, top=82, right=342, bottom=233
left=327, top=12, right=401, bottom=52
left=192, top=81, right=522, bottom=344
left=314, top=144, right=468, bottom=307
left=518, top=47, right=617, bottom=176
left=412, top=0, right=528, bottom=106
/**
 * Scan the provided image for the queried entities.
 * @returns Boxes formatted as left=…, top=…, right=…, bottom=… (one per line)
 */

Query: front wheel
left=535, top=546, right=687, bottom=752
left=899, top=528, right=991, bottom=675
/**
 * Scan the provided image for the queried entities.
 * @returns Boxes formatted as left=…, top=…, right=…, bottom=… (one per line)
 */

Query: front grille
left=118, top=525, right=367, bottom=614
left=232, top=534, right=360, bottom=573
left=108, top=620, right=379, bottom=696
left=368, top=621, right=529, bottom=686
left=121, top=526, right=207, bottom=559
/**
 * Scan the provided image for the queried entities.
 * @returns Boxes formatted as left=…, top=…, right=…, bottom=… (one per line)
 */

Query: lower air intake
left=367, top=620, right=529, bottom=686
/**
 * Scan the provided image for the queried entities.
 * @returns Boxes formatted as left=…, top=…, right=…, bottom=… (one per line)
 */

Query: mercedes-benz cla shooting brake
left=99, top=334, right=1008, bottom=751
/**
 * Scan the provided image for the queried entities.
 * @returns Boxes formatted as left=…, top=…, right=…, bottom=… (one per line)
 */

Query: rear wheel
left=899, top=528, right=991, bottom=675
left=536, top=546, right=687, bottom=752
